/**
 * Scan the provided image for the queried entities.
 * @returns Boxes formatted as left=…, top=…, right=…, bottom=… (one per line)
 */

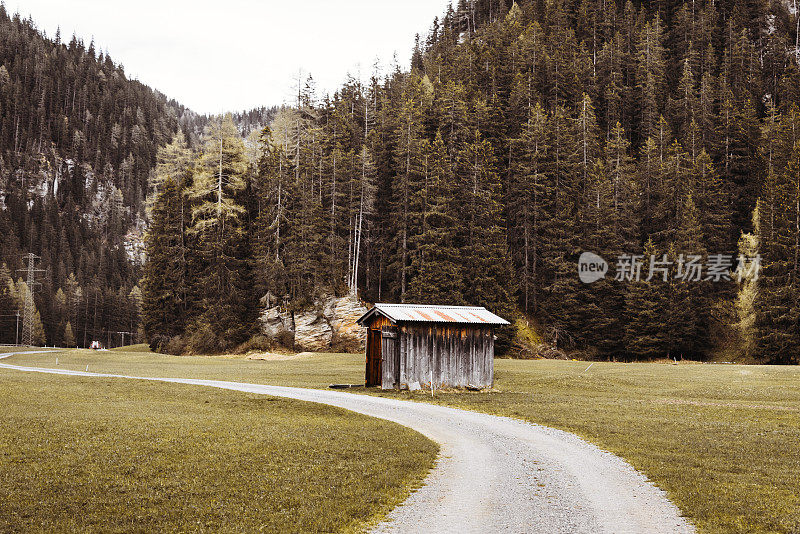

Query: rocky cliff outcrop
left=327, top=296, right=369, bottom=349
left=259, top=294, right=367, bottom=352
left=261, top=307, right=294, bottom=341
left=293, top=311, right=333, bottom=351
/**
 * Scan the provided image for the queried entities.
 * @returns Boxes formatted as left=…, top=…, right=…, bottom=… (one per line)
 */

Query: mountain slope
left=0, top=8, right=179, bottom=346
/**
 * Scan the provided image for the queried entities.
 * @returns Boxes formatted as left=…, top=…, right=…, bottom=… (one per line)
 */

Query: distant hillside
left=0, top=8, right=273, bottom=347
left=0, top=7, right=178, bottom=345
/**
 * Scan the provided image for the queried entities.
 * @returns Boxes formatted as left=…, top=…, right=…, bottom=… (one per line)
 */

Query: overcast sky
left=13, top=0, right=451, bottom=114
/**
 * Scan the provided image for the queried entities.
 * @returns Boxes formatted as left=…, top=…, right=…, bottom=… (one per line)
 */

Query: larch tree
left=187, top=115, right=253, bottom=349
left=63, top=321, right=75, bottom=347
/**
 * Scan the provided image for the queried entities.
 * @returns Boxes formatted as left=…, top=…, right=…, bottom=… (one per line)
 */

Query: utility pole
left=16, top=311, right=19, bottom=345
left=17, top=253, right=45, bottom=347
left=108, top=331, right=136, bottom=348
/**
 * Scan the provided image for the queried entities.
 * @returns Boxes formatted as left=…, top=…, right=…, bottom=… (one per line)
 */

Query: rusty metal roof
left=357, top=303, right=510, bottom=326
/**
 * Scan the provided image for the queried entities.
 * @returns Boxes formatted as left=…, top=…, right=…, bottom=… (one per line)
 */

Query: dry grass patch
left=377, top=360, right=800, bottom=534
left=0, top=369, right=436, bottom=533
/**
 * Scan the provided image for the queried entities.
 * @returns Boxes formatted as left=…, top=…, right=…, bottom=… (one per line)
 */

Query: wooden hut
left=356, top=303, right=510, bottom=390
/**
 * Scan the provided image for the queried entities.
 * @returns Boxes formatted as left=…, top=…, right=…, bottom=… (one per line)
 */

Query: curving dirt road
left=0, top=352, right=694, bottom=533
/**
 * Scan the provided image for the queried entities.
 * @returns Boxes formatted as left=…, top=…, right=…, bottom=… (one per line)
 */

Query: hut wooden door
left=365, top=329, right=382, bottom=386
left=381, top=326, right=398, bottom=389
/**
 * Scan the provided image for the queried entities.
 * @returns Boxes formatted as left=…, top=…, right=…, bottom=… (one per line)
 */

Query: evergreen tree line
left=143, top=0, right=800, bottom=361
left=0, top=8, right=273, bottom=346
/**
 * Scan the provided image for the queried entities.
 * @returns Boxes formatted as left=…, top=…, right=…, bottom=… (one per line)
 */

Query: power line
left=16, top=253, right=45, bottom=347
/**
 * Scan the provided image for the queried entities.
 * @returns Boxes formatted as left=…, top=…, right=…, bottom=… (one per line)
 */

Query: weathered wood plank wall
left=381, top=326, right=398, bottom=388
left=384, top=324, right=493, bottom=389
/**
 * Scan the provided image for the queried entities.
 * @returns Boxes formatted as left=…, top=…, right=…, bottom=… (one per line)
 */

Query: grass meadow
left=0, top=361, right=436, bottom=533
left=4, top=347, right=800, bottom=533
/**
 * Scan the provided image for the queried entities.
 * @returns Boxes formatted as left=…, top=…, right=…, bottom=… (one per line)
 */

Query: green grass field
left=0, top=364, right=437, bottom=533
left=4, top=348, right=800, bottom=533
left=401, top=359, right=800, bottom=534
left=8, top=347, right=363, bottom=387
left=0, top=346, right=32, bottom=353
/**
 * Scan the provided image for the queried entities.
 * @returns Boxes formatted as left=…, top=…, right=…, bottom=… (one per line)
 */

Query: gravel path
left=1, top=352, right=694, bottom=533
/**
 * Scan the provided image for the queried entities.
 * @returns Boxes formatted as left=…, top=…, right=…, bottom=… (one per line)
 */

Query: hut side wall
left=392, top=324, right=494, bottom=389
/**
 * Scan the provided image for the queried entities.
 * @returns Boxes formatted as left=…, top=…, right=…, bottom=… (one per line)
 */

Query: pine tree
left=576, top=94, right=602, bottom=218
left=668, top=194, right=710, bottom=358
left=458, top=128, right=516, bottom=348
left=186, top=115, right=253, bottom=350
left=580, top=157, right=623, bottom=353
left=650, top=141, right=693, bottom=247
left=754, top=142, right=800, bottom=363
left=142, top=175, right=187, bottom=346
left=254, top=127, right=291, bottom=301
left=698, top=67, right=717, bottom=151
left=141, top=131, right=194, bottom=349
left=510, top=103, right=549, bottom=313
left=539, top=105, right=582, bottom=346
left=717, top=91, right=764, bottom=243
left=347, top=145, right=377, bottom=294
left=605, top=122, right=640, bottom=249
left=597, top=33, right=626, bottom=136
left=635, top=17, right=668, bottom=145
left=0, top=264, right=16, bottom=344
left=670, top=57, right=699, bottom=150
left=693, top=149, right=730, bottom=254
left=579, top=122, right=639, bottom=355
left=52, top=288, right=67, bottom=346
left=407, top=133, right=464, bottom=304
left=389, top=74, right=429, bottom=301
left=624, top=239, right=669, bottom=358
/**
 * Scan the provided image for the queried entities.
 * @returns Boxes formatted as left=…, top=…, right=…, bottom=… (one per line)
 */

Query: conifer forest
left=2, top=0, right=800, bottom=362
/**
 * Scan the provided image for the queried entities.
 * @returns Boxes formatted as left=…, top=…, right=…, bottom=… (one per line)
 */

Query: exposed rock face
left=328, top=295, right=368, bottom=350
left=293, top=311, right=333, bottom=352
left=260, top=307, right=294, bottom=340
left=260, top=293, right=367, bottom=352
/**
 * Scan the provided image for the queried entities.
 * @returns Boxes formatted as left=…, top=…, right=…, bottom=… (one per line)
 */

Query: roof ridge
left=375, top=303, right=485, bottom=309
left=358, top=303, right=510, bottom=326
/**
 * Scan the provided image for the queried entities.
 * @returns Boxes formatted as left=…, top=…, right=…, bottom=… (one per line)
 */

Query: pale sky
left=14, top=0, right=451, bottom=114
